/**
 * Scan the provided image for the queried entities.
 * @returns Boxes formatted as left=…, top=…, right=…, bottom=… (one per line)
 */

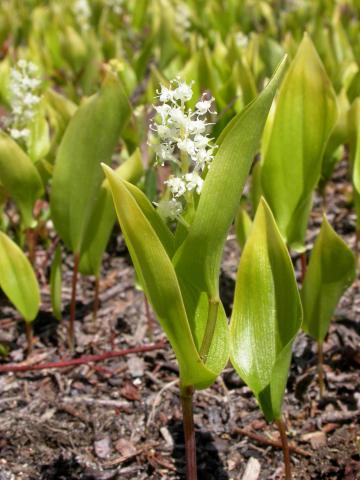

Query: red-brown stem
left=25, top=322, right=33, bottom=356
left=144, top=295, right=154, bottom=340
left=93, top=276, right=100, bottom=322
left=318, top=341, right=325, bottom=398
left=276, top=418, right=292, bottom=480
left=0, top=341, right=166, bottom=373
left=25, top=228, right=37, bottom=266
left=300, top=252, right=307, bottom=284
left=180, top=385, right=197, bottom=480
left=68, top=252, right=80, bottom=351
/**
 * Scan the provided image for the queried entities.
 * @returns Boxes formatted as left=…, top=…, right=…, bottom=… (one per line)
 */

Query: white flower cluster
left=105, top=0, right=124, bottom=14
left=8, top=59, right=42, bottom=143
left=151, top=78, right=217, bottom=220
left=235, top=32, right=248, bottom=49
left=73, top=0, right=91, bottom=31
left=175, top=3, right=191, bottom=40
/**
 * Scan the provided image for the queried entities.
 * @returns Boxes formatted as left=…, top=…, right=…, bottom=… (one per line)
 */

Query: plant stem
left=93, top=275, right=100, bottom=322
left=25, top=228, right=36, bottom=266
left=68, top=252, right=80, bottom=351
left=25, top=322, right=33, bottom=356
left=144, top=295, right=154, bottom=340
left=299, top=252, right=307, bottom=284
left=318, top=341, right=325, bottom=398
left=275, top=418, right=292, bottom=480
left=180, top=385, right=197, bottom=480
left=199, top=298, right=219, bottom=362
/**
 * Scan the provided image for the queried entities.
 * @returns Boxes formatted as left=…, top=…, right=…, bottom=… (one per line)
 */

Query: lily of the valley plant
left=104, top=58, right=288, bottom=479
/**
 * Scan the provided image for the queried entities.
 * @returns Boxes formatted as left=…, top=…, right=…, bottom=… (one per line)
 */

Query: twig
left=233, top=427, right=311, bottom=457
left=0, top=341, right=166, bottom=374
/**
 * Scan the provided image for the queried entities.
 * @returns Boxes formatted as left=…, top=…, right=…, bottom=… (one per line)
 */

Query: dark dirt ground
left=0, top=162, right=359, bottom=480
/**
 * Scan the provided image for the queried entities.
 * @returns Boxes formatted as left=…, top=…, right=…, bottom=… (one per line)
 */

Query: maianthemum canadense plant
left=102, top=57, right=305, bottom=480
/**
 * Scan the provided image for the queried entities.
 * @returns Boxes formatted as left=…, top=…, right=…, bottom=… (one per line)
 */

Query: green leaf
left=102, top=165, right=218, bottom=389
left=50, top=71, right=131, bottom=254
left=0, top=132, right=44, bottom=228
left=348, top=98, right=360, bottom=195
left=230, top=199, right=302, bottom=422
left=173, top=56, right=288, bottom=299
left=301, top=215, right=356, bottom=343
left=261, top=34, right=338, bottom=251
left=235, top=203, right=252, bottom=249
left=50, top=245, right=62, bottom=321
left=79, top=149, right=144, bottom=276
left=0, top=231, right=40, bottom=322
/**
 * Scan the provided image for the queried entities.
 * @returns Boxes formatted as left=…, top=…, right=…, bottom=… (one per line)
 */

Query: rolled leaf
left=103, top=165, right=223, bottom=389
left=0, top=132, right=44, bottom=228
left=173, top=56, right=288, bottom=299
left=301, top=215, right=356, bottom=343
left=230, top=199, right=302, bottom=421
left=79, top=149, right=144, bottom=276
left=261, top=34, right=338, bottom=251
left=0, top=231, right=40, bottom=322
left=50, top=71, right=131, bottom=254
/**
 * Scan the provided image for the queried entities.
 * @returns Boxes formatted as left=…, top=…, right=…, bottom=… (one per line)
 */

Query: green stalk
left=199, top=298, right=219, bottom=362
left=180, top=384, right=197, bottom=480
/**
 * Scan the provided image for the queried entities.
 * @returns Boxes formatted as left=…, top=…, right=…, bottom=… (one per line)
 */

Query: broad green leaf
left=103, top=165, right=219, bottom=389
left=235, top=203, right=252, bottom=249
left=0, top=132, right=44, bottom=228
left=301, top=215, right=356, bottom=343
left=173, top=56, right=288, bottom=299
left=320, top=90, right=350, bottom=186
left=27, top=105, right=51, bottom=163
left=348, top=99, right=360, bottom=195
left=0, top=231, right=40, bottom=322
left=261, top=34, right=338, bottom=251
left=230, top=199, right=302, bottom=422
left=50, top=245, right=62, bottom=321
left=79, top=149, right=144, bottom=276
left=50, top=71, right=131, bottom=254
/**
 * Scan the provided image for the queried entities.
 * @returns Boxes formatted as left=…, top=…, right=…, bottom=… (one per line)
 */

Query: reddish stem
left=0, top=341, right=166, bottom=373
left=318, top=341, right=325, bottom=398
left=68, top=252, right=80, bottom=351
left=276, top=418, right=292, bottom=480
left=180, top=385, right=197, bottom=480
left=25, top=322, right=33, bottom=356
left=26, top=228, right=37, bottom=266
left=93, top=276, right=100, bottom=322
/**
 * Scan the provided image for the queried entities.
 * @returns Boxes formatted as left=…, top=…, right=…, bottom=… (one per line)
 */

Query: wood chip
left=241, top=457, right=261, bottom=480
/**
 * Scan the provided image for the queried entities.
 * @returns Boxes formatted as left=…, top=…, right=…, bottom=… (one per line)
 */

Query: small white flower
left=156, top=198, right=183, bottom=220
left=177, top=138, right=196, bottom=156
left=73, top=0, right=91, bottom=31
left=195, top=98, right=215, bottom=115
left=193, top=134, right=211, bottom=149
left=158, top=85, right=174, bottom=103
left=185, top=172, right=203, bottom=194
left=235, top=32, right=248, bottom=49
left=165, top=176, right=187, bottom=198
left=188, top=119, right=206, bottom=135
left=173, top=80, right=193, bottom=102
left=8, top=59, right=42, bottom=148
left=10, top=128, right=30, bottom=140
left=154, top=104, right=172, bottom=123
